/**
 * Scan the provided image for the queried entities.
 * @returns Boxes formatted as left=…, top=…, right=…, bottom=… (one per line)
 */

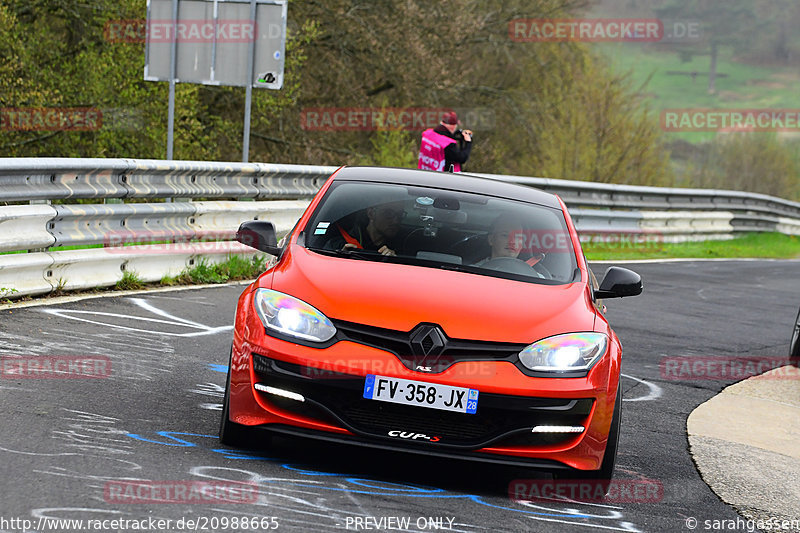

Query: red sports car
left=220, top=166, right=642, bottom=486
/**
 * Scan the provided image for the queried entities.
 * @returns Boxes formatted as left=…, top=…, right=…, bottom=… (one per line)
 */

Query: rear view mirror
left=594, top=267, right=643, bottom=299
left=235, top=221, right=281, bottom=256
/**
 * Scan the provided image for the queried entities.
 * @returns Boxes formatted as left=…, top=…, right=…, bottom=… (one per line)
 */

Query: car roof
left=333, top=166, right=562, bottom=209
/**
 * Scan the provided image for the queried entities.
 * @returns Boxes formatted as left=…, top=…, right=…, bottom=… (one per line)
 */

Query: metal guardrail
left=0, top=158, right=335, bottom=202
left=0, top=201, right=309, bottom=298
left=476, top=172, right=800, bottom=220
left=0, top=201, right=309, bottom=253
left=1, top=157, right=799, bottom=299
left=3, top=158, right=800, bottom=216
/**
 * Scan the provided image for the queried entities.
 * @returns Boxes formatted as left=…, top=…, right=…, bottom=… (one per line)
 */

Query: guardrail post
left=28, top=198, right=51, bottom=253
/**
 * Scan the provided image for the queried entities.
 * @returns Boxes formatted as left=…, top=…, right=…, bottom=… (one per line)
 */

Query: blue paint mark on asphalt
left=126, top=431, right=214, bottom=446
left=236, top=478, right=592, bottom=517
left=208, top=364, right=228, bottom=373
left=345, top=478, right=446, bottom=494
left=123, top=429, right=593, bottom=519
left=212, top=448, right=274, bottom=460
left=281, top=464, right=347, bottom=476
left=463, top=494, right=593, bottom=518
left=126, top=431, right=272, bottom=459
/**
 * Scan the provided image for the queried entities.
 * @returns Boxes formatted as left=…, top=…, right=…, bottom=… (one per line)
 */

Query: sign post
left=144, top=0, right=287, bottom=162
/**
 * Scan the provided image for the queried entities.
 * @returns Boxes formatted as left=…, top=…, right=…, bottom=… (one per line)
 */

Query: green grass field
left=584, top=232, right=800, bottom=261
left=596, top=43, right=800, bottom=142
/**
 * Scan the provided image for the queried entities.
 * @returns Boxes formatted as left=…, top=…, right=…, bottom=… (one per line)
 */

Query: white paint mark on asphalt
left=129, top=298, right=216, bottom=330
left=40, top=298, right=233, bottom=337
left=191, top=466, right=639, bottom=532
left=516, top=501, right=640, bottom=531
left=146, top=294, right=218, bottom=305
left=696, top=288, right=707, bottom=301
left=621, top=373, right=663, bottom=402
left=191, top=382, right=224, bottom=398
left=0, top=446, right=82, bottom=457
left=0, top=384, right=34, bottom=392
left=192, top=382, right=224, bottom=410
left=32, top=507, right=127, bottom=520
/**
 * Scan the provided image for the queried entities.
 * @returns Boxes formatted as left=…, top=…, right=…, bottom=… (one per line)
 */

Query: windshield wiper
left=435, top=262, right=475, bottom=273
left=307, top=247, right=383, bottom=261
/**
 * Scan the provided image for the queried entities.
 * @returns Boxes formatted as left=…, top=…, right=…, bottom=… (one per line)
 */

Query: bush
left=174, top=255, right=267, bottom=285
left=690, top=134, right=800, bottom=200
left=116, top=270, right=145, bottom=290
left=0, top=287, right=19, bottom=299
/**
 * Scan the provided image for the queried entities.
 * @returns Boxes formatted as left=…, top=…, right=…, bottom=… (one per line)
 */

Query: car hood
left=267, top=246, right=595, bottom=344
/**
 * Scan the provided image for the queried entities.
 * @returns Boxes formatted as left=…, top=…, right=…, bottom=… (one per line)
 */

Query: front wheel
left=219, top=350, right=253, bottom=446
left=555, top=383, right=621, bottom=495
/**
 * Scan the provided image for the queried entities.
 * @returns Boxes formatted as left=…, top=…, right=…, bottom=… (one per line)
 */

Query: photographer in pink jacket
left=418, top=111, right=472, bottom=172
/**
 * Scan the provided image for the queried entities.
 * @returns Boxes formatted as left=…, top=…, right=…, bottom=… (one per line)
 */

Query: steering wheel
left=444, top=233, right=490, bottom=262
left=401, top=227, right=428, bottom=253
left=444, top=233, right=483, bottom=251
left=479, top=256, right=549, bottom=278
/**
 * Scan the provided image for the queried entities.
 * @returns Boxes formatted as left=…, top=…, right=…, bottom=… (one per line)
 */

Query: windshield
left=304, top=181, right=578, bottom=284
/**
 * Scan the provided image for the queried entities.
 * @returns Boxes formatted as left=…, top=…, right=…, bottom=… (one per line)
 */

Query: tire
left=589, top=384, right=622, bottom=486
left=219, top=351, right=253, bottom=447
left=556, top=383, right=622, bottom=495
left=790, top=307, right=800, bottom=359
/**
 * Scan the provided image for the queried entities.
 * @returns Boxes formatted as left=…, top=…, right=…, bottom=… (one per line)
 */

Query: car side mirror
left=235, top=221, right=281, bottom=256
left=594, top=267, right=643, bottom=299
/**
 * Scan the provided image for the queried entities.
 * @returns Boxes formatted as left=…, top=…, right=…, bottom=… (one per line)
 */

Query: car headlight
left=253, top=288, right=336, bottom=343
left=519, top=333, right=607, bottom=372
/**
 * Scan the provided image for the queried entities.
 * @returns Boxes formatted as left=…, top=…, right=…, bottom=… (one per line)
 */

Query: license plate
left=363, top=375, right=479, bottom=414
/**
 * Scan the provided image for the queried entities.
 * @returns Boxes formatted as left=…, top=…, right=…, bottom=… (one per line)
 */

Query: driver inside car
left=475, top=213, right=548, bottom=274
left=330, top=200, right=406, bottom=256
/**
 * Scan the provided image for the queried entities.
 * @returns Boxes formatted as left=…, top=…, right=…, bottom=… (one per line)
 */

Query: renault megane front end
left=220, top=166, right=642, bottom=486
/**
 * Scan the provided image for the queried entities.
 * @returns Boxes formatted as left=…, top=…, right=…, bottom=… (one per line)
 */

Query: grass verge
left=161, top=255, right=268, bottom=286
left=0, top=287, right=19, bottom=299
left=584, top=232, right=800, bottom=261
left=1, top=254, right=268, bottom=304
left=116, top=270, right=145, bottom=291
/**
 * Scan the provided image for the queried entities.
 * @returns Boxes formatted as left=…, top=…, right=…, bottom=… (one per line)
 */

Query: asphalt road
left=0, top=260, right=797, bottom=533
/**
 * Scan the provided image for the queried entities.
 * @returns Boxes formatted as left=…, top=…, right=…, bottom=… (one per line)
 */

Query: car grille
left=343, top=401, right=490, bottom=441
left=253, top=353, right=593, bottom=449
left=332, top=319, right=527, bottom=372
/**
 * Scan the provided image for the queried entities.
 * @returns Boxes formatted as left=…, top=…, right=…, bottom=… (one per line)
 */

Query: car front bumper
left=228, top=334, right=620, bottom=471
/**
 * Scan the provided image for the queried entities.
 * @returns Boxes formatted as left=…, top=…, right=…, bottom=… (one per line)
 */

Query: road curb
left=687, top=366, right=800, bottom=530
left=0, top=280, right=252, bottom=311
